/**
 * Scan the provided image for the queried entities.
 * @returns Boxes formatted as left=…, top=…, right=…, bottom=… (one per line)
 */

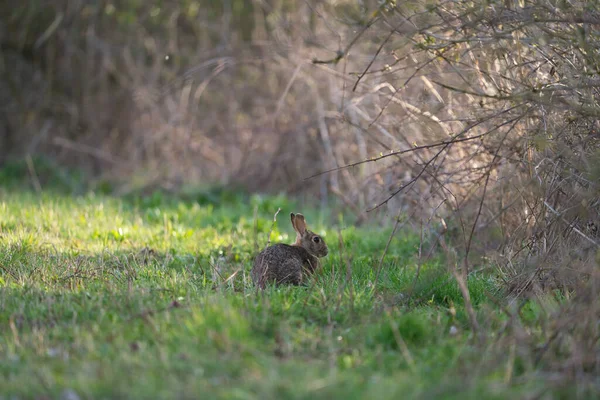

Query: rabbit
left=251, top=212, right=328, bottom=288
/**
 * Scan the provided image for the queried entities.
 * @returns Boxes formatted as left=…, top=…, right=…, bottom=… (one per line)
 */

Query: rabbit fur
left=251, top=213, right=328, bottom=288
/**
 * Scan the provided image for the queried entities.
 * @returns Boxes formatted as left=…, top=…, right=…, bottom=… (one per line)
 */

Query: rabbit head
left=291, top=213, right=328, bottom=257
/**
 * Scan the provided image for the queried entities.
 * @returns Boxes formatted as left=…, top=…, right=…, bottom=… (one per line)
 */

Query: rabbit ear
left=292, top=213, right=307, bottom=235
left=290, top=213, right=296, bottom=230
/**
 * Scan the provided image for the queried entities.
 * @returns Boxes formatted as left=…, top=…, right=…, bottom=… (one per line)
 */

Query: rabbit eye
left=312, top=237, right=320, bottom=243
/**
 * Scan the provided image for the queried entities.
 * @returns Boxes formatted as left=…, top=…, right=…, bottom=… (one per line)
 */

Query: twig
left=374, top=212, right=406, bottom=289
left=256, top=208, right=281, bottom=290
left=53, top=137, right=122, bottom=165
left=409, top=217, right=425, bottom=302
left=334, top=230, right=354, bottom=314
left=0, top=262, right=18, bottom=281
left=437, top=221, right=482, bottom=344
left=353, top=29, right=395, bottom=91
left=542, top=201, right=599, bottom=248
left=368, top=56, right=439, bottom=127
left=367, top=110, right=526, bottom=212
left=465, top=114, right=526, bottom=271
left=25, top=154, right=42, bottom=193
left=304, top=104, right=522, bottom=182
left=453, top=260, right=482, bottom=344
left=265, top=208, right=281, bottom=249
left=253, top=205, right=259, bottom=253
left=217, top=269, right=241, bottom=291
left=367, top=144, right=447, bottom=212
left=34, top=12, right=63, bottom=49
left=385, top=307, right=416, bottom=372
left=304, top=133, right=473, bottom=181
left=328, top=185, right=366, bottom=225
left=273, top=62, right=304, bottom=122
left=312, top=16, right=381, bottom=65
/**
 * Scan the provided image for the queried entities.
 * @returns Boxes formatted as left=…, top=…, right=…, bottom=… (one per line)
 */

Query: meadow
left=3, top=0, right=599, bottom=397
left=0, top=166, right=573, bottom=399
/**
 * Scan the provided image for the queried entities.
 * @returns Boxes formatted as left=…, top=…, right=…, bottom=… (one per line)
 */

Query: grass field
left=0, top=172, right=576, bottom=399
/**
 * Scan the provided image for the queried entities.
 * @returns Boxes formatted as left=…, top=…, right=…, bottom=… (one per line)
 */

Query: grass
left=0, top=169, right=569, bottom=399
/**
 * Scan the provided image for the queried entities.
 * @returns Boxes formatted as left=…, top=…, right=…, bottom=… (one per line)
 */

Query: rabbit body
left=251, top=213, right=328, bottom=288
left=251, top=244, right=318, bottom=286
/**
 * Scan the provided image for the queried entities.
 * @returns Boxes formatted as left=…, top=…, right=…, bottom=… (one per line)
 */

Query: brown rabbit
left=251, top=213, right=328, bottom=288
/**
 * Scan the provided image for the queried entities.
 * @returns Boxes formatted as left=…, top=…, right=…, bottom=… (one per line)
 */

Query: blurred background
left=1, top=0, right=599, bottom=291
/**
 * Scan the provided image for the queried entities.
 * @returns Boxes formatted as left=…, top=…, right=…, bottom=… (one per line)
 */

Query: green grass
left=0, top=181, right=550, bottom=399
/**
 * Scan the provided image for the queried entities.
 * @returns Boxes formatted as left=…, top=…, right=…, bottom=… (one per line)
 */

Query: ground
left=0, top=175, right=562, bottom=399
